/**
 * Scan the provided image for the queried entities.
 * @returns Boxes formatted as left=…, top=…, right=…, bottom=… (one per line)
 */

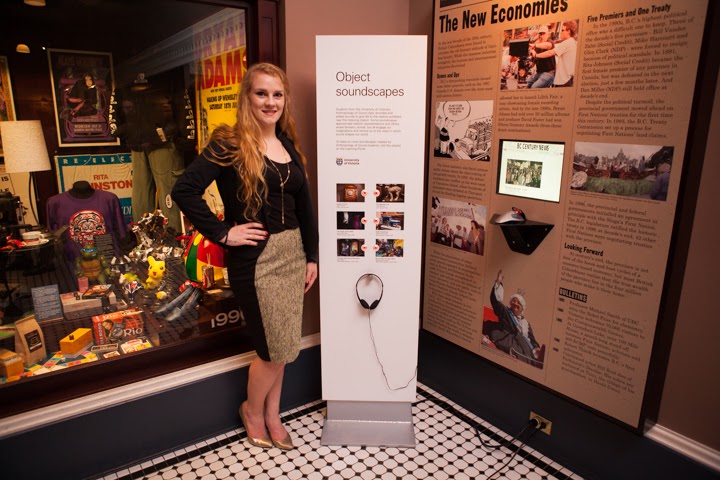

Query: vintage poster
left=424, top=0, right=709, bottom=427
left=191, top=9, right=247, bottom=216
left=0, top=56, right=17, bottom=155
left=193, top=9, right=247, bottom=148
left=47, top=49, right=119, bottom=147
left=55, top=154, right=133, bottom=224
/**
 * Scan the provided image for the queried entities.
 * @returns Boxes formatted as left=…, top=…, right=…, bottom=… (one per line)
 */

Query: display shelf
left=490, top=214, right=554, bottom=255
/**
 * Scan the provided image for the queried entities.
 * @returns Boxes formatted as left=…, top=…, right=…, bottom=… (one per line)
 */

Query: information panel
left=318, top=36, right=427, bottom=402
left=424, top=0, right=708, bottom=427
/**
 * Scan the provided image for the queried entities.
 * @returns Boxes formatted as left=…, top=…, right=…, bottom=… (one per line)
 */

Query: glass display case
left=0, top=0, right=278, bottom=417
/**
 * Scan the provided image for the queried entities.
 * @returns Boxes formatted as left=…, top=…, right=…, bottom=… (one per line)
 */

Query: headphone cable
left=367, top=310, right=417, bottom=391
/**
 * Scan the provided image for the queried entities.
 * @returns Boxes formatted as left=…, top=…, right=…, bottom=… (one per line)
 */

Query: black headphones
left=356, top=273, right=384, bottom=310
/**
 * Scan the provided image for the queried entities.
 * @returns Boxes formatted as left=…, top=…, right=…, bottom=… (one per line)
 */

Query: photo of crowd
left=337, top=238, right=365, bottom=257
left=572, top=142, right=674, bottom=201
left=429, top=196, right=487, bottom=256
left=500, top=19, right=579, bottom=90
left=506, top=159, right=543, bottom=188
left=433, top=100, right=493, bottom=161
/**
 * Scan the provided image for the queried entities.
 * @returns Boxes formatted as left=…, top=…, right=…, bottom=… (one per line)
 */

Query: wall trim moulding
left=646, top=423, right=720, bottom=473
left=0, top=333, right=321, bottom=440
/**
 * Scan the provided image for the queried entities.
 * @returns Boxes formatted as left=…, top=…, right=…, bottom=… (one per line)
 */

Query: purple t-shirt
left=46, top=190, right=129, bottom=261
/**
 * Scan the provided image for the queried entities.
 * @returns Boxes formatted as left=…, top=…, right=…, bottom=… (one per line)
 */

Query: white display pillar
left=316, top=36, right=428, bottom=447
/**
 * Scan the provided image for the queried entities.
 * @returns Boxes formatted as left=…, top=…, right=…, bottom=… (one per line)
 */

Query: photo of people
left=337, top=238, right=365, bottom=257
left=375, top=239, right=403, bottom=257
left=482, top=270, right=545, bottom=369
left=336, top=183, right=365, bottom=202
left=500, top=20, right=579, bottom=90
left=433, top=100, right=493, bottom=161
left=337, top=211, right=365, bottom=230
left=376, top=183, right=405, bottom=203
left=506, top=160, right=542, bottom=188
left=375, top=211, right=404, bottom=231
left=429, top=196, right=486, bottom=255
left=572, top=142, right=674, bottom=201
left=497, top=140, right=564, bottom=203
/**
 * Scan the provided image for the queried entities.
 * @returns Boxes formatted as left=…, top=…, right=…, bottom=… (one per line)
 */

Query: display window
left=0, top=0, right=278, bottom=417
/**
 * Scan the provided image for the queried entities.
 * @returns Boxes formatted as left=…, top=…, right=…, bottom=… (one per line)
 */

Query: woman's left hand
left=304, top=262, right=318, bottom=293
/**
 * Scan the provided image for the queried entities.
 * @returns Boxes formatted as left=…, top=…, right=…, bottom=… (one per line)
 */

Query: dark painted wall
left=418, top=332, right=719, bottom=480
left=0, top=347, right=321, bottom=480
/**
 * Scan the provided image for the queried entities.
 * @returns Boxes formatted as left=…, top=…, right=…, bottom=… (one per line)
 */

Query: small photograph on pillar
left=336, top=183, right=366, bottom=203
left=375, top=183, right=405, bottom=203
left=375, top=211, right=404, bottom=231
left=375, top=238, right=403, bottom=258
left=337, top=238, right=365, bottom=257
left=336, top=211, right=366, bottom=230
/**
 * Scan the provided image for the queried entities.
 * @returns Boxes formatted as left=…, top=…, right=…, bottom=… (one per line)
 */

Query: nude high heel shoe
left=238, top=402, right=272, bottom=449
left=271, top=433, right=294, bottom=451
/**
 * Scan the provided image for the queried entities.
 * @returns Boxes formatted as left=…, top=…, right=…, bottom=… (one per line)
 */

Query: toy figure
left=75, top=243, right=110, bottom=285
left=119, top=273, right=143, bottom=303
left=144, top=256, right=166, bottom=290
left=110, top=254, right=132, bottom=274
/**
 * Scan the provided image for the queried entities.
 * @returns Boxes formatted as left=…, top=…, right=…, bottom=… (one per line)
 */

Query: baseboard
left=646, top=423, right=720, bottom=473
left=0, top=333, right=321, bottom=440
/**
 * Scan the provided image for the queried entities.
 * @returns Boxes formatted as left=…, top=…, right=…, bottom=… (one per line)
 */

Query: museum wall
left=657, top=70, right=720, bottom=451
left=282, top=0, right=426, bottom=335
left=280, top=0, right=719, bottom=452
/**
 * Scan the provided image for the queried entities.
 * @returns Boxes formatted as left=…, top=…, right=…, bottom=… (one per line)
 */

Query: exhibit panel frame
left=316, top=35, right=428, bottom=445
left=423, top=0, right=711, bottom=429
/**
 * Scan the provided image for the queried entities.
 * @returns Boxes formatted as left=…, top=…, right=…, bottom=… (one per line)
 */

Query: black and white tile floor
left=98, top=384, right=583, bottom=480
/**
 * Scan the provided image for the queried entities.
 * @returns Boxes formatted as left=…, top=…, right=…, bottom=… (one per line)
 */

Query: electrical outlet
left=529, top=412, right=552, bottom=435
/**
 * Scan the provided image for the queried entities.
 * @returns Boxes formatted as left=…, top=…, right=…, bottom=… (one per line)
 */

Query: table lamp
left=0, top=120, right=51, bottom=225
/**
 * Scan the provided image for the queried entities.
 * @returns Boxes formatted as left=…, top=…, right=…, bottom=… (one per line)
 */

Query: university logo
left=336, top=158, right=344, bottom=165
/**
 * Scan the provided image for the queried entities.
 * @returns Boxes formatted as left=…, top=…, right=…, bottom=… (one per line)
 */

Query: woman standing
left=172, top=63, right=318, bottom=450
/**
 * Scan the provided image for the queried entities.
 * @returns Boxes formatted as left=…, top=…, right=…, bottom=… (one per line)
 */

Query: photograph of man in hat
left=483, top=270, right=545, bottom=368
left=526, top=25, right=556, bottom=89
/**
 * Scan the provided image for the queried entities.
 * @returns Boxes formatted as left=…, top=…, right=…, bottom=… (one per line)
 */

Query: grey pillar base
left=320, top=400, right=416, bottom=447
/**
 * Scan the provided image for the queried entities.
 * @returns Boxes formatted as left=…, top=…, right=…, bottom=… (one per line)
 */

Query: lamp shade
left=0, top=120, right=51, bottom=173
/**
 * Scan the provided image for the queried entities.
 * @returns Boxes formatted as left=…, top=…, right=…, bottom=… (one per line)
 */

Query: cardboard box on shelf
left=0, top=348, right=24, bottom=377
left=91, top=309, right=144, bottom=345
left=61, top=292, right=104, bottom=320
left=59, top=328, right=93, bottom=356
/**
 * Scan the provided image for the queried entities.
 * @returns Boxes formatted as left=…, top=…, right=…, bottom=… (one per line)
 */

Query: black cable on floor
left=475, top=420, right=534, bottom=451
left=485, top=426, right=540, bottom=480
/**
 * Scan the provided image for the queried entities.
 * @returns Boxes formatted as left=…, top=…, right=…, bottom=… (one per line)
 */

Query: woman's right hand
left=223, top=222, right=267, bottom=247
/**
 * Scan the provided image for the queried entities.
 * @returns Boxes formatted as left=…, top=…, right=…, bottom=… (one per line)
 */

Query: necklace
left=266, top=149, right=291, bottom=225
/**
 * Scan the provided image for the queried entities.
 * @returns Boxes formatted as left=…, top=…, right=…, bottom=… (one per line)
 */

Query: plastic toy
left=143, top=256, right=166, bottom=290
left=76, top=243, right=110, bottom=285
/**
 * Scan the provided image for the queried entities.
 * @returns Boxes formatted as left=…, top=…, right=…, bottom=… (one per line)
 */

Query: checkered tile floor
left=97, top=384, right=583, bottom=480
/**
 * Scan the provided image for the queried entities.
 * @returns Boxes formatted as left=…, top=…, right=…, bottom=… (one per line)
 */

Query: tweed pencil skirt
left=227, top=228, right=306, bottom=363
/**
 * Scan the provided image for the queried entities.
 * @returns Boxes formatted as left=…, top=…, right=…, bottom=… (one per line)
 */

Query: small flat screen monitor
left=497, top=139, right=565, bottom=203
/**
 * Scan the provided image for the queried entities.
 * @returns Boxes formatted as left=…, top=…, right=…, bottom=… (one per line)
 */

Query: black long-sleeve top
left=171, top=133, right=318, bottom=263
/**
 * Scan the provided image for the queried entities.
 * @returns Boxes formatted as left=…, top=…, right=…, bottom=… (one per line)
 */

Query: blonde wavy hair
left=204, top=63, right=307, bottom=221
